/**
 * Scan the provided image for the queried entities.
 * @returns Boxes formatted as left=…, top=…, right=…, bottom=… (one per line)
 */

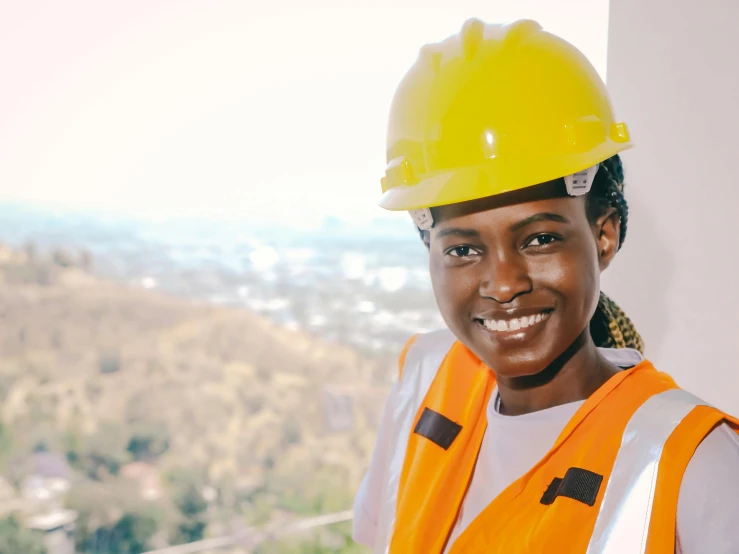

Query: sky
left=0, top=0, right=609, bottom=228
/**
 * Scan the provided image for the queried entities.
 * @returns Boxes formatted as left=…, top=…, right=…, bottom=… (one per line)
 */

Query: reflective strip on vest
left=586, top=389, right=709, bottom=554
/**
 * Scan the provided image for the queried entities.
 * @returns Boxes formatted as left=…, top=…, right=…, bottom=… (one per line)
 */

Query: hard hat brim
left=379, top=141, right=633, bottom=212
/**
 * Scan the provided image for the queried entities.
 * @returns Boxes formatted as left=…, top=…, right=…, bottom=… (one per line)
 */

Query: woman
left=353, top=18, right=739, bottom=554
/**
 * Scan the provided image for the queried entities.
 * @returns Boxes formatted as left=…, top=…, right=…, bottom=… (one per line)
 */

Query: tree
left=0, top=516, right=47, bottom=554
left=83, top=510, right=161, bottom=554
left=67, top=482, right=165, bottom=554
left=169, top=469, right=208, bottom=545
left=67, top=422, right=129, bottom=480
left=172, top=519, right=206, bottom=544
left=282, top=417, right=302, bottom=447
left=51, top=248, right=74, bottom=268
left=175, top=484, right=208, bottom=519
left=127, top=423, right=170, bottom=462
left=99, top=350, right=122, bottom=374
left=109, top=511, right=159, bottom=554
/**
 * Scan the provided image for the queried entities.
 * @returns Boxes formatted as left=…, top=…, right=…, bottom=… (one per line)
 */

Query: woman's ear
left=596, top=207, right=620, bottom=270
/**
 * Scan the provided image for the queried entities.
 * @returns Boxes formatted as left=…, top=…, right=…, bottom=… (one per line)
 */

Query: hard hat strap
left=564, top=165, right=599, bottom=197
left=410, top=208, right=434, bottom=231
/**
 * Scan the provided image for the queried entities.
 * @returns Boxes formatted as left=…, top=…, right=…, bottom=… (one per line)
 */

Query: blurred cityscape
left=0, top=202, right=443, bottom=368
left=0, top=201, right=443, bottom=553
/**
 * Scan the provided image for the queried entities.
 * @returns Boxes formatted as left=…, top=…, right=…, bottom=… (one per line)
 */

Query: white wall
left=604, top=0, right=739, bottom=412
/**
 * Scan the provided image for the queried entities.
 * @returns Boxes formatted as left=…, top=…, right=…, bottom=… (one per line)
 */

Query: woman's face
left=428, top=181, right=620, bottom=378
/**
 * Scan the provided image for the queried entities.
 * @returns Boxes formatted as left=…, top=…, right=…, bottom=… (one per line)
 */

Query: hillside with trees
left=0, top=242, right=385, bottom=552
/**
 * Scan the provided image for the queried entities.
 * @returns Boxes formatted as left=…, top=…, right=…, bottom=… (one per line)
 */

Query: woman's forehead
left=432, top=180, right=578, bottom=227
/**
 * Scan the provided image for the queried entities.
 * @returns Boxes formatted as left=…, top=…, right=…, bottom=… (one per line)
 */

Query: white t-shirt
left=353, top=351, right=739, bottom=553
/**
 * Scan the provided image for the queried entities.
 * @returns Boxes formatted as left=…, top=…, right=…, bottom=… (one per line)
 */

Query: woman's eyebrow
left=435, top=213, right=570, bottom=238
left=509, top=212, right=570, bottom=232
left=435, top=228, right=480, bottom=239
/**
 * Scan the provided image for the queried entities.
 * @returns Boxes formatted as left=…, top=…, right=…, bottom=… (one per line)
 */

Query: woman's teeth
left=479, top=312, right=551, bottom=332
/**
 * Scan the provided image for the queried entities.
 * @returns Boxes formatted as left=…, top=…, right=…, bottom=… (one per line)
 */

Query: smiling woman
left=353, top=18, right=739, bottom=554
left=426, top=158, right=637, bottom=406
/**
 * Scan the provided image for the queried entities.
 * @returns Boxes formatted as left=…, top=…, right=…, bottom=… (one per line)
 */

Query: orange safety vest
left=380, top=331, right=739, bottom=554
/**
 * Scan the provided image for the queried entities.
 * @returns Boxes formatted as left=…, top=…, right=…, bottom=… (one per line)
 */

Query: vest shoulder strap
left=587, top=388, right=717, bottom=554
left=397, top=328, right=457, bottom=382
left=374, top=329, right=459, bottom=553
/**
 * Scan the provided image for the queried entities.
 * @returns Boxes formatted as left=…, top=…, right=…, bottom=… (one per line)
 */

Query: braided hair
left=586, top=154, right=644, bottom=353
left=418, top=154, right=645, bottom=353
left=591, top=291, right=644, bottom=353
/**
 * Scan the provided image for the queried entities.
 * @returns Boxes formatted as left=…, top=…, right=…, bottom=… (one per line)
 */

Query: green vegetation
left=0, top=516, right=47, bottom=554
left=127, top=422, right=170, bottom=462
left=0, top=422, right=13, bottom=472
left=82, top=510, right=161, bottom=554
left=0, top=246, right=384, bottom=552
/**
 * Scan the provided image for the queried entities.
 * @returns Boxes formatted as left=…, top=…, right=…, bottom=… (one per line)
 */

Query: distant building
left=16, top=453, right=78, bottom=554
left=29, top=451, right=72, bottom=482
left=27, top=509, right=77, bottom=554
left=21, top=452, right=72, bottom=511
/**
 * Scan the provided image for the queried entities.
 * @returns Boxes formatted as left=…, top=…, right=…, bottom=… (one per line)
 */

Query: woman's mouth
left=474, top=309, right=553, bottom=333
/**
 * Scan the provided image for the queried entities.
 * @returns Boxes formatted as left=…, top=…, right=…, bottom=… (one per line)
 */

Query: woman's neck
left=496, top=332, right=620, bottom=416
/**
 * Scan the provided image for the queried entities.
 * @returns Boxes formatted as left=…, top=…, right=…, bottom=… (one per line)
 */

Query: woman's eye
left=526, top=234, right=558, bottom=247
left=447, top=246, right=480, bottom=258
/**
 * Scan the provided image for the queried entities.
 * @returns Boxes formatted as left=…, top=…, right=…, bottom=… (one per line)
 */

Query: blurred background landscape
left=0, top=0, right=611, bottom=551
left=0, top=202, right=441, bottom=553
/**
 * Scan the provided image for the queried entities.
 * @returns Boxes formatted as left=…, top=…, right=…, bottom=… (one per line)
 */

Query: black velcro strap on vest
left=540, top=467, right=603, bottom=507
left=413, top=408, right=462, bottom=450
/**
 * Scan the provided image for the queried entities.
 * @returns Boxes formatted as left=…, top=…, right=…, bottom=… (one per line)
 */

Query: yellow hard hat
left=379, top=19, right=632, bottom=217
